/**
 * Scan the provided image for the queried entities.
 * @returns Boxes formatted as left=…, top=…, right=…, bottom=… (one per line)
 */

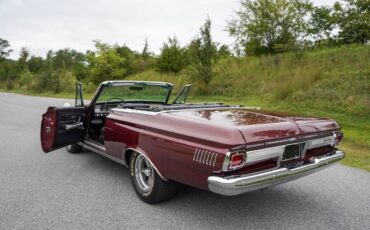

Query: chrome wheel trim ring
left=134, top=154, right=154, bottom=193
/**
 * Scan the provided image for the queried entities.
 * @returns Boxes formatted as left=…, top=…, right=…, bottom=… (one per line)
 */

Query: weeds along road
left=0, top=92, right=369, bottom=230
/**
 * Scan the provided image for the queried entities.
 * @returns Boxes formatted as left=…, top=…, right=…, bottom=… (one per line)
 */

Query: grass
left=1, top=45, right=369, bottom=171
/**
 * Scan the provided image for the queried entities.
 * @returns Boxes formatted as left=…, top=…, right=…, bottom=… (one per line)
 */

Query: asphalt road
left=0, top=92, right=369, bottom=230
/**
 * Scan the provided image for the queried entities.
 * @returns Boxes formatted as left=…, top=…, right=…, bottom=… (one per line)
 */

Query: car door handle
left=65, top=122, right=83, bottom=131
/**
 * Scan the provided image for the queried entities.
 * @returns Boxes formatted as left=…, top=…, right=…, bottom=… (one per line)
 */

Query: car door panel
left=41, top=107, right=85, bottom=153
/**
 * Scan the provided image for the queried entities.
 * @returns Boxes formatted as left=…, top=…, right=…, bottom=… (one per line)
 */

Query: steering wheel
left=104, top=97, right=125, bottom=112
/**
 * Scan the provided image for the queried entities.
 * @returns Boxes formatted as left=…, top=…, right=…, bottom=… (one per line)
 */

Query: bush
left=157, top=38, right=187, bottom=73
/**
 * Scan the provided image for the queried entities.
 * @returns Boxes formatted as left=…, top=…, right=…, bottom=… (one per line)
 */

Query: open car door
left=41, top=107, right=85, bottom=153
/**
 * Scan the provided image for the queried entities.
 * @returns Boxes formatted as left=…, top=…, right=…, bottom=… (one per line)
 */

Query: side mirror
left=75, top=82, right=84, bottom=107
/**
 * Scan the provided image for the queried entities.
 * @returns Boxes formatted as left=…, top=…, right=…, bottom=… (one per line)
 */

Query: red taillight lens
left=230, top=152, right=246, bottom=168
left=335, top=132, right=344, bottom=145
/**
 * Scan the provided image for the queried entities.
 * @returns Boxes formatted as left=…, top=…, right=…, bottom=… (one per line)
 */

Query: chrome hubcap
left=135, top=155, right=154, bottom=193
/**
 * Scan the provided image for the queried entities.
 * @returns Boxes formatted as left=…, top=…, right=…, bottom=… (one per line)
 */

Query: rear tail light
left=334, top=132, right=344, bottom=146
left=230, top=153, right=245, bottom=167
left=222, top=151, right=247, bottom=171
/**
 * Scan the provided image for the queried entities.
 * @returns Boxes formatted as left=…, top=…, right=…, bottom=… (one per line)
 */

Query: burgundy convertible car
left=41, top=81, right=344, bottom=203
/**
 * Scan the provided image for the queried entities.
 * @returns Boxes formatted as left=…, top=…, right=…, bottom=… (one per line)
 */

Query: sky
left=0, top=0, right=337, bottom=59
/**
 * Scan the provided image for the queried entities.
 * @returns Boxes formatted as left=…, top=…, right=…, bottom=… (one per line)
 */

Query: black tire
left=130, top=151, right=177, bottom=204
left=66, top=143, right=83, bottom=154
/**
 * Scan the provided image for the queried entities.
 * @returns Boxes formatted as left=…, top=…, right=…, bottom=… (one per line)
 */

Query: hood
left=169, top=108, right=340, bottom=143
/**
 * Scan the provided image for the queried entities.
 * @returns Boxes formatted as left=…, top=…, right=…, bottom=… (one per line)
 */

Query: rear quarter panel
left=104, top=111, right=245, bottom=189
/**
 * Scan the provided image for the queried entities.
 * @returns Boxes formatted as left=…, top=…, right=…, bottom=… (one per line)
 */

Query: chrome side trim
left=212, top=153, right=217, bottom=166
left=112, top=108, right=161, bottom=115
left=246, top=145, right=284, bottom=164
left=193, top=148, right=218, bottom=167
left=245, top=135, right=336, bottom=165
left=79, top=140, right=126, bottom=166
left=265, top=137, right=298, bottom=145
left=307, top=136, right=335, bottom=149
left=101, top=80, right=173, bottom=87
left=123, top=147, right=167, bottom=181
left=112, top=106, right=260, bottom=116
left=205, top=152, right=211, bottom=165
left=222, top=152, right=232, bottom=171
left=208, top=150, right=345, bottom=196
left=193, top=149, right=199, bottom=161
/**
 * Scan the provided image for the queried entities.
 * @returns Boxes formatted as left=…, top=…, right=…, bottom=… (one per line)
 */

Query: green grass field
left=2, top=45, right=369, bottom=171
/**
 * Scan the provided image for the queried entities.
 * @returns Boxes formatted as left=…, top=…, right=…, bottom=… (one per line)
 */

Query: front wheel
left=130, top=152, right=177, bottom=204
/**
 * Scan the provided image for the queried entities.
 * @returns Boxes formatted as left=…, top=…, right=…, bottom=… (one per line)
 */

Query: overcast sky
left=1, top=0, right=337, bottom=59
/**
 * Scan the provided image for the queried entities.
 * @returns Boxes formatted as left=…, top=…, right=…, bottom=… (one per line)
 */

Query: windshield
left=96, top=82, right=172, bottom=104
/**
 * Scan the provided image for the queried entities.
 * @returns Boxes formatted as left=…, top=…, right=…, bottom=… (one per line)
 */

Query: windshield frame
left=92, top=81, right=173, bottom=105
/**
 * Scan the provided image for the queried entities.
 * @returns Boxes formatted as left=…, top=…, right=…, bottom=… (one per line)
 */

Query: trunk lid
left=170, top=108, right=340, bottom=144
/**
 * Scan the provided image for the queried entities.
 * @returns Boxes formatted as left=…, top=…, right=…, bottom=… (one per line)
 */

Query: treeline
left=0, top=0, right=368, bottom=94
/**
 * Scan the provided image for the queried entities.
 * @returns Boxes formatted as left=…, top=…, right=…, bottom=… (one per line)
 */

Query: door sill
left=79, top=139, right=126, bottom=167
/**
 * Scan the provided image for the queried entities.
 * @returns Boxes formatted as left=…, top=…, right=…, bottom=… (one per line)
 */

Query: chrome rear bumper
left=208, top=150, right=345, bottom=196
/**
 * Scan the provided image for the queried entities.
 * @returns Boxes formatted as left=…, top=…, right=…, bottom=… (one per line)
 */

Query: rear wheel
left=130, top=151, right=177, bottom=204
left=66, top=143, right=83, bottom=154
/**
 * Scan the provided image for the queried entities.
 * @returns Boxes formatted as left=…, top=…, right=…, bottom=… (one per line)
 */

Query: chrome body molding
left=221, top=135, right=336, bottom=172
left=208, top=150, right=345, bottom=196
left=246, top=135, right=335, bottom=164
left=79, top=140, right=126, bottom=166
left=100, top=80, right=173, bottom=87
left=221, top=151, right=247, bottom=171
left=111, top=106, right=259, bottom=116
left=307, top=135, right=335, bottom=149
left=193, top=149, right=218, bottom=166
left=112, top=108, right=162, bottom=116
left=245, top=131, right=336, bottom=150
left=123, top=148, right=167, bottom=181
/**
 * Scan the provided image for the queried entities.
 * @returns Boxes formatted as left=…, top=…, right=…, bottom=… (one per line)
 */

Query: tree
left=227, top=0, right=312, bottom=55
left=69, top=51, right=88, bottom=81
left=135, top=38, right=155, bottom=72
left=141, top=38, right=150, bottom=61
left=188, top=18, right=218, bottom=93
left=0, top=38, right=12, bottom=61
left=18, top=47, right=30, bottom=71
left=334, top=0, right=370, bottom=45
left=28, top=56, right=44, bottom=73
left=309, top=6, right=336, bottom=46
left=218, top=44, right=232, bottom=57
left=115, top=44, right=136, bottom=75
left=87, top=40, right=127, bottom=84
left=157, top=37, right=187, bottom=73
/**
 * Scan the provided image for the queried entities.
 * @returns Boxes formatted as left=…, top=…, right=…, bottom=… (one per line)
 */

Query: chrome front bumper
left=208, top=150, right=345, bottom=196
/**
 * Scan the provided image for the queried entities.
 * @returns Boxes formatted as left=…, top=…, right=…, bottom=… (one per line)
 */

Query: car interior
left=86, top=84, right=235, bottom=144
left=88, top=101, right=233, bottom=144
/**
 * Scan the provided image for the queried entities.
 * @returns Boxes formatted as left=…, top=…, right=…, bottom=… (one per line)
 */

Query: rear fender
left=123, top=147, right=167, bottom=181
